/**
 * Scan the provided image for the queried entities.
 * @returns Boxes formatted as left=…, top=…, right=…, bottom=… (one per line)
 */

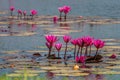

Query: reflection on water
left=85, top=74, right=104, bottom=80
left=0, top=18, right=120, bottom=50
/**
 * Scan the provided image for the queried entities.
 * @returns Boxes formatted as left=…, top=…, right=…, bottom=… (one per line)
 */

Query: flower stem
left=89, top=46, right=91, bottom=56
left=94, top=49, right=98, bottom=60
left=64, top=43, right=68, bottom=60
left=77, top=46, right=80, bottom=56
left=74, top=45, right=77, bottom=59
left=80, top=47, right=83, bottom=56
left=48, top=47, right=52, bottom=57
left=10, top=11, right=13, bottom=16
left=85, top=47, right=88, bottom=56
left=64, top=14, right=67, bottom=21
left=58, top=51, right=60, bottom=57
left=59, top=12, right=62, bottom=21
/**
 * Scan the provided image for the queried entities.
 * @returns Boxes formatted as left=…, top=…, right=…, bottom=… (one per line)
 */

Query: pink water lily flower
left=58, top=7, right=64, bottom=13
left=55, top=43, right=62, bottom=51
left=94, top=39, right=105, bottom=59
left=89, top=38, right=94, bottom=56
left=83, top=36, right=93, bottom=56
left=58, top=5, right=71, bottom=21
left=76, top=38, right=84, bottom=56
left=18, top=9, right=22, bottom=14
left=10, top=6, right=15, bottom=16
left=53, top=16, right=58, bottom=24
left=63, top=5, right=71, bottom=14
left=23, top=10, right=27, bottom=19
left=45, top=35, right=58, bottom=44
left=63, top=35, right=71, bottom=60
left=79, top=56, right=86, bottom=63
left=17, top=9, right=22, bottom=19
left=94, top=39, right=104, bottom=49
left=45, top=35, right=58, bottom=57
left=55, top=43, right=62, bottom=57
left=30, top=9, right=37, bottom=19
left=75, top=56, right=79, bottom=63
left=75, top=56, right=86, bottom=63
left=46, top=42, right=51, bottom=49
left=71, top=39, right=78, bottom=59
left=83, top=36, right=93, bottom=47
left=10, top=6, right=15, bottom=11
left=63, top=5, right=71, bottom=21
left=109, top=53, right=117, bottom=59
left=30, top=9, right=37, bottom=16
left=58, top=7, right=64, bottom=21
left=63, top=35, right=71, bottom=43
left=71, top=39, right=78, bottom=45
left=23, top=11, right=26, bottom=16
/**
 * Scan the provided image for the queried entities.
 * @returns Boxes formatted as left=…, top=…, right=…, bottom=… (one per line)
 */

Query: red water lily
left=109, top=53, right=117, bottom=59
left=23, top=10, right=27, bottom=19
left=89, top=38, right=94, bottom=56
left=18, top=9, right=22, bottom=15
left=46, top=42, right=51, bottom=49
left=10, top=6, right=15, bottom=16
left=58, top=7, right=64, bottom=13
left=10, top=6, right=15, bottom=11
left=94, top=39, right=104, bottom=59
left=30, top=9, right=37, bottom=19
left=83, top=36, right=93, bottom=56
left=77, top=38, right=84, bottom=56
left=58, top=5, right=71, bottom=21
left=45, top=35, right=58, bottom=57
left=63, top=6, right=71, bottom=14
left=75, top=56, right=86, bottom=64
left=58, top=7, right=64, bottom=20
left=17, top=9, right=22, bottom=19
left=71, top=39, right=78, bottom=59
left=55, top=43, right=62, bottom=57
left=94, top=39, right=104, bottom=49
left=63, top=5, right=71, bottom=21
left=45, top=35, right=58, bottom=44
left=63, top=35, right=71, bottom=60
left=63, top=35, right=71, bottom=43
left=53, top=16, right=58, bottom=24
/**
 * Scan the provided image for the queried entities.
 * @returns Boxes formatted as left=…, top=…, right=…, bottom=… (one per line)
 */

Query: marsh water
left=0, top=0, right=120, bottom=80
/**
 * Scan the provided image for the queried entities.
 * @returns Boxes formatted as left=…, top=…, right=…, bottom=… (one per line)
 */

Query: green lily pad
left=105, top=61, right=120, bottom=64
left=105, top=66, right=120, bottom=69
left=93, top=71, right=120, bottom=74
left=15, top=70, right=46, bottom=73
left=7, top=73, right=38, bottom=77
left=55, top=72, right=89, bottom=76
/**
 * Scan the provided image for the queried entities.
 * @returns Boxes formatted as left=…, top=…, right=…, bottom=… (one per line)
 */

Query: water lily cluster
left=58, top=5, right=71, bottom=21
left=10, top=6, right=37, bottom=19
left=45, top=35, right=105, bottom=61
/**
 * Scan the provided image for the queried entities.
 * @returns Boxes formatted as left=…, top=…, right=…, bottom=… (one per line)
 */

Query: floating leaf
left=105, top=66, right=120, bottom=69
left=7, top=73, right=38, bottom=77
left=51, top=70, right=81, bottom=74
left=105, top=61, right=120, bottom=64
left=55, top=72, right=89, bottom=76
left=15, top=70, right=46, bottom=73
left=93, top=71, right=120, bottom=74
left=8, top=59, right=32, bottom=62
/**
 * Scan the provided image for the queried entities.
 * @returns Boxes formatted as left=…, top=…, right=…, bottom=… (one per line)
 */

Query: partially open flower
left=109, top=53, right=117, bottom=59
